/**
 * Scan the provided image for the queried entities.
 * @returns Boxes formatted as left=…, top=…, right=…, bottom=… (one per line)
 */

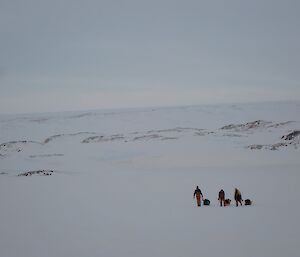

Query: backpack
left=203, top=199, right=210, bottom=206
left=245, top=199, right=252, bottom=206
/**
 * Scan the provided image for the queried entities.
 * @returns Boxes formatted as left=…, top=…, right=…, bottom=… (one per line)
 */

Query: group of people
left=193, top=186, right=243, bottom=207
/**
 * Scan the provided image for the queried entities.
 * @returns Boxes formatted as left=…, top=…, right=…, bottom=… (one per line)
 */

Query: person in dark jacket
left=218, top=189, right=225, bottom=207
left=234, top=188, right=243, bottom=207
left=193, top=186, right=203, bottom=207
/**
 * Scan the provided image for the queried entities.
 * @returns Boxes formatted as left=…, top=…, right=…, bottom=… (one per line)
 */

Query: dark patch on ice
left=68, top=112, right=96, bottom=119
left=246, top=143, right=287, bottom=150
left=132, top=134, right=163, bottom=141
left=18, top=170, right=54, bottom=177
left=0, top=140, right=40, bottom=148
left=221, top=133, right=247, bottom=138
left=66, top=111, right=121, bottom=120
left=82, top=134, right=125, bottom=143
left=267, top=121, right=295, bottom=128
left=147, top=127, right=204, bottom=134
left=44, top=132, right=96, bottom=144
left=131, top=134, right=178, bottom=141
left=0, top=171, right=8, bottom=175
left=30, top=118, right=50, bottom=123
left=194, top=131, right=215, bottom=136
left=160, top=137, right=178, bottom=141
left=29, top=154, right=64, bottom=158
left=246, top=144, right=264, bottom=150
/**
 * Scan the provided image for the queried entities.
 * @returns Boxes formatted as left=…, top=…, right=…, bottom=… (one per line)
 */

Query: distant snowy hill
left=0, top=101, right=299, bottom=257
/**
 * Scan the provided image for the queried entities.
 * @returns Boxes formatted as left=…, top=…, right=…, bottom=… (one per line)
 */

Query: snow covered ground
left=0, top=101, right=300, bottom=257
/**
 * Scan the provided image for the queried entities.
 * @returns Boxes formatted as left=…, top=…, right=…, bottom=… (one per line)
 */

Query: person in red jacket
left=193, top=186, right=203, bottom=207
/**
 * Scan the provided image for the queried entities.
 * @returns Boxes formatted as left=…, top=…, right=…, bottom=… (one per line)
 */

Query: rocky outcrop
left=220, top=120, right=272, bottom=132
left=18, top=170, right=54, bottom=176
left=82, top=134, right=125, bottom=143
left=247, top=131, right=300, bottom=150
left=281, top=130, right=300, bottom=141
left=44, top=132, right=96, bottom=144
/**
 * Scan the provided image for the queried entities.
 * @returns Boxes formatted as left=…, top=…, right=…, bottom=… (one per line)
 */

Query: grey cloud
left=0, top=0, right=300, bottom=113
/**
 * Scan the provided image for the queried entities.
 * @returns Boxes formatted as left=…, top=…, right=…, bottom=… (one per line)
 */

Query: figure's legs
left=196, top=196, right=201, bottom=207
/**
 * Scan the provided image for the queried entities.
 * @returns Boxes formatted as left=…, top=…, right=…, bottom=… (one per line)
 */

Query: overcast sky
left=1, top=0, right=300, bottom=113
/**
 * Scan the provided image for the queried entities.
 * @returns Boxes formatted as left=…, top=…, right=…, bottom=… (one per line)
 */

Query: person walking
left=193, top=186, right=203, bottom=207
left=234, top=188, right=243, bottom=207
left=218, top=189, right=225, bottom=207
